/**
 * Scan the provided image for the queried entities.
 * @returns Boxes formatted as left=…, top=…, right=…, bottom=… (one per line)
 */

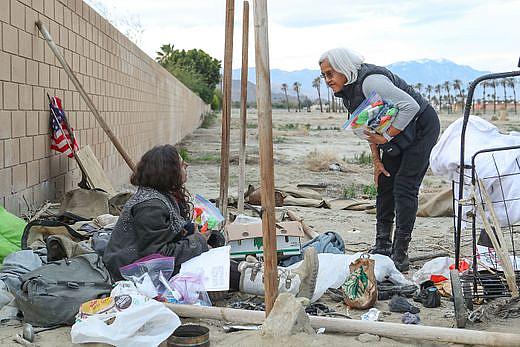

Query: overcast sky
left=86, top=0, right=520, bottom=72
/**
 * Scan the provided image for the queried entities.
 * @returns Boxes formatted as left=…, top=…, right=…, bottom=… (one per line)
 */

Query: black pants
left=376, top=105, right=440, bottom=240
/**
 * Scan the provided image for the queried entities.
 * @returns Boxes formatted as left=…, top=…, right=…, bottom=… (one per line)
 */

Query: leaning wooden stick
left=285, top=209, right=319, bottom=239
left=36, top=20, right=136, bottom=172
left=474, top=179, right=518, bottom=297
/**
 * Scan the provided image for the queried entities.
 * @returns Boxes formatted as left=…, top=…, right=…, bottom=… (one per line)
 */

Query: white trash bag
left=71, top=293, right=180, bottom=347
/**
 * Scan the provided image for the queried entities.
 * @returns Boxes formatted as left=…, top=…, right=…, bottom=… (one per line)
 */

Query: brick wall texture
left=0, top=0, right=209, bottom=216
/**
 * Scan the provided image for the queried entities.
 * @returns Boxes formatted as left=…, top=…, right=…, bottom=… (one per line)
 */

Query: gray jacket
left=103, top=187, right=208, bottom=281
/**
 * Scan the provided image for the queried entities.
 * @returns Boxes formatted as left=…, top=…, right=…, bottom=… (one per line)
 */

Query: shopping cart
left=451, top=59, right=520, bottom=328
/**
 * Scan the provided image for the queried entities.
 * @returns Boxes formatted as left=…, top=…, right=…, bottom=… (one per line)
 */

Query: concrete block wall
left=0, top=0, right=209, bottom=216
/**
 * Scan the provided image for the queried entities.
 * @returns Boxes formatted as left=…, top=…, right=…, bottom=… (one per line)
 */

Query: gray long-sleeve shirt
left=361, top=74, right=420, bottom=130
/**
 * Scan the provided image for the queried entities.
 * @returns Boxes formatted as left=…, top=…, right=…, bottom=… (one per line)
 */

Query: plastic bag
left=71, top=294, right=181, bottom=347
left=309, top=252, right=413, bottom=303
left=343, top=91, right=398, bottom=139
left=342, top=253, right=378, bottom=309
left=120, top=254, right=175, bottom=300
left=193, top=194, right=225, bottom=232
left=412, top=257, right=471, bottom=285
left=0, top=206, right=26, bottom=262
left=169, top=272, right=211, bottom=306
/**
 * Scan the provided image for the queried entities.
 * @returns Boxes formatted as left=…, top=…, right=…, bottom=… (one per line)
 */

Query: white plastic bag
left=71, top=294, right=180, bottom=347
left=413, top=257, right=453, bottom=285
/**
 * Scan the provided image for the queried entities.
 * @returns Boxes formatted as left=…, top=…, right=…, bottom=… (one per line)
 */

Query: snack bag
left=343, top=92, right=398, bottom=139
left=342, top=253, right=378, bottom=309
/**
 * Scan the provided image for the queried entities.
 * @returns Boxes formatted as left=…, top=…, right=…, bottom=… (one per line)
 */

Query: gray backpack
left=14, top=253, right=112, bottom=327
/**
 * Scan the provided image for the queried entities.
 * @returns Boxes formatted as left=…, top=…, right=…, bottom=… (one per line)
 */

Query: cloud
left=87, top=0, right=520, bottom=72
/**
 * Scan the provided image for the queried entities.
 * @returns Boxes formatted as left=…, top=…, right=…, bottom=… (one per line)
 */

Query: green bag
left=0, top=206, right=26, bottom=262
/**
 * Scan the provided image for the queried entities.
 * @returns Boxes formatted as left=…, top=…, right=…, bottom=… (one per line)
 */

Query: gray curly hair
left=319, top=48, right=365, bottom=85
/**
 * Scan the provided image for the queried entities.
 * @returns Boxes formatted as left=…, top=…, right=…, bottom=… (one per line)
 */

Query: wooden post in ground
left=252, top=0, right=278, bottom=315
left=237, top=1, right=250, bottom=213
left=219, top=0, right=235, bottom=221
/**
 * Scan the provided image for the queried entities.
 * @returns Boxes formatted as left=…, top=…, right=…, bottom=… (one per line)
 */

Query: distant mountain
left=232, top=68, right=320, bottom=100
left=386, top=59, right=490, bottom=86
left=231, top=59, right=492, bottom=100
left=231, top=79, right=301, bottom=104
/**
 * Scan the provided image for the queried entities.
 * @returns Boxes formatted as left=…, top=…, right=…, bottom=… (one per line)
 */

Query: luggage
left=13, top=253, right=112, bottom=327
left=22, top=219, right=88, bottom=250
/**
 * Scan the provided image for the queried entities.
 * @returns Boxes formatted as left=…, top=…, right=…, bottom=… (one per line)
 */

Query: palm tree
left=281, top=83, right=290, bottom=112
left=434, top=84, right=442, bottom=112
left=293, top=82, right=302, bottom=112
left=156, top=43, right=175, bottom=64
left=425, top=85, right=433, bottom=104
left=453, top=79, right=463, bottom=112
left=312, top=77, right=323, bottom=112
left=507, top=78, right=517, bottom=114
left=443, top=81, right=452, bottom=113
left=326, top=87, right=331, bottom=112
left=491, top=80, right=497, bottom=114
left=500, top=78, right=509, bottom=114
left=482, top=81, right=488, bottom=114
left=415, top=83, right=423, bottom=95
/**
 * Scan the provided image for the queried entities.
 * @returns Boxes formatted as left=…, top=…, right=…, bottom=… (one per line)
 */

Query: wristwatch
left=382, top=131, right=394, bottom=142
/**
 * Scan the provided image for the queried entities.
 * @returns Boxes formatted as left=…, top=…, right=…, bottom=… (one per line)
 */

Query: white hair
left=319, top=48, right=365, bottom=85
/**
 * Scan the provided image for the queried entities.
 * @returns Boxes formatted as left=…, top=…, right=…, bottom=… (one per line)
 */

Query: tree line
left=156, top=43, right=222, bottom=109
left=300, top=76, right=519, bottom=115
left=154, top=43, right=518, bottom=116
left=414, top=78, right=518, bottom=114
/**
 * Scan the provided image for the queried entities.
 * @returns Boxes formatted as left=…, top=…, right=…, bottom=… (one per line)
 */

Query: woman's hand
left=373, top=160, right=390, bottom=187
left=363, top=130, right=387, bottom=145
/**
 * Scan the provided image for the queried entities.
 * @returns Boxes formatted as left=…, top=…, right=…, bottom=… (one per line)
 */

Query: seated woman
left=103, top=144, right=318, bottom=299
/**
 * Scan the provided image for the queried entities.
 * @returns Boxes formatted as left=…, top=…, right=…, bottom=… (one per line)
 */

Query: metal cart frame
left=451, top=61, right=520, bottom=328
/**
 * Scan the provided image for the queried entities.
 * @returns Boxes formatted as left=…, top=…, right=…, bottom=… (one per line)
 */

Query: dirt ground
left=1, top=108, right=520, bottom=346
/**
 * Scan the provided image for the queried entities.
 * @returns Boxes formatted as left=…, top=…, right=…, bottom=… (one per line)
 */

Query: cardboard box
left=226, top=221, right=304, bottom=259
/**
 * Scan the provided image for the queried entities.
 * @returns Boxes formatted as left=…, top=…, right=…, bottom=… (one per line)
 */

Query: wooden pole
left=237, top=1, right=250, bottom=213
left=252, top=0, right=278, bottom=315
left=36, top=20, right=136, bottom=172
left=219, top=0, right=235, bottom=221
left=166, top=304, right=520, bottom=347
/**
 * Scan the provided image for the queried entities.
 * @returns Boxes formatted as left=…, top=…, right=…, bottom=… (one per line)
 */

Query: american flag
left=49, top=96, right=78, bottom=158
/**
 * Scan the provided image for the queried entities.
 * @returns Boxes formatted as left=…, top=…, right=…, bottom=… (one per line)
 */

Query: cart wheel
left=450, top=269, right=468, bottom=328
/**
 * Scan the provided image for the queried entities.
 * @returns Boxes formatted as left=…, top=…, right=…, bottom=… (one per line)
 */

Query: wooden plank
left=237, top=1, right=250, bottom=213
left=475, top=179, right=518, bottom=297
left=166, top=303, right=520, bottom=347
left=253, top=0, right=278, bottom=315
left=75, top=145, right=116, bottom=196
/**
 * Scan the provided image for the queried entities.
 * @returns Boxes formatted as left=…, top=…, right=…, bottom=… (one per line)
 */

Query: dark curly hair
left=130, top=145, right=190, bottom=219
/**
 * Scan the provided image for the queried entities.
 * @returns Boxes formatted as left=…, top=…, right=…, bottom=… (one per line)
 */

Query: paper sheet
left=179, top=246, right=230, bottom=291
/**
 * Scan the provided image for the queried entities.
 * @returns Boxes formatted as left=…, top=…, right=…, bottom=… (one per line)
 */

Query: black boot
left=391, top=235, right=411, bottom=272
left=369, top=223, right=393, bottom=256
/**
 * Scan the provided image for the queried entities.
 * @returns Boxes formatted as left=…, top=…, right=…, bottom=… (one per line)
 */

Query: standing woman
left=319, top=48, right=440, bottom=271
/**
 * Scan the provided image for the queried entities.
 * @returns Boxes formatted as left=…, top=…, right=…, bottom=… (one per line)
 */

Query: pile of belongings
left=0, top=188, right=131, bottom=327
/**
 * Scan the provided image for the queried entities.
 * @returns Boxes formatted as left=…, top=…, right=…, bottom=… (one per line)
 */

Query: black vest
left=335, top=63, right=429, bottom=116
